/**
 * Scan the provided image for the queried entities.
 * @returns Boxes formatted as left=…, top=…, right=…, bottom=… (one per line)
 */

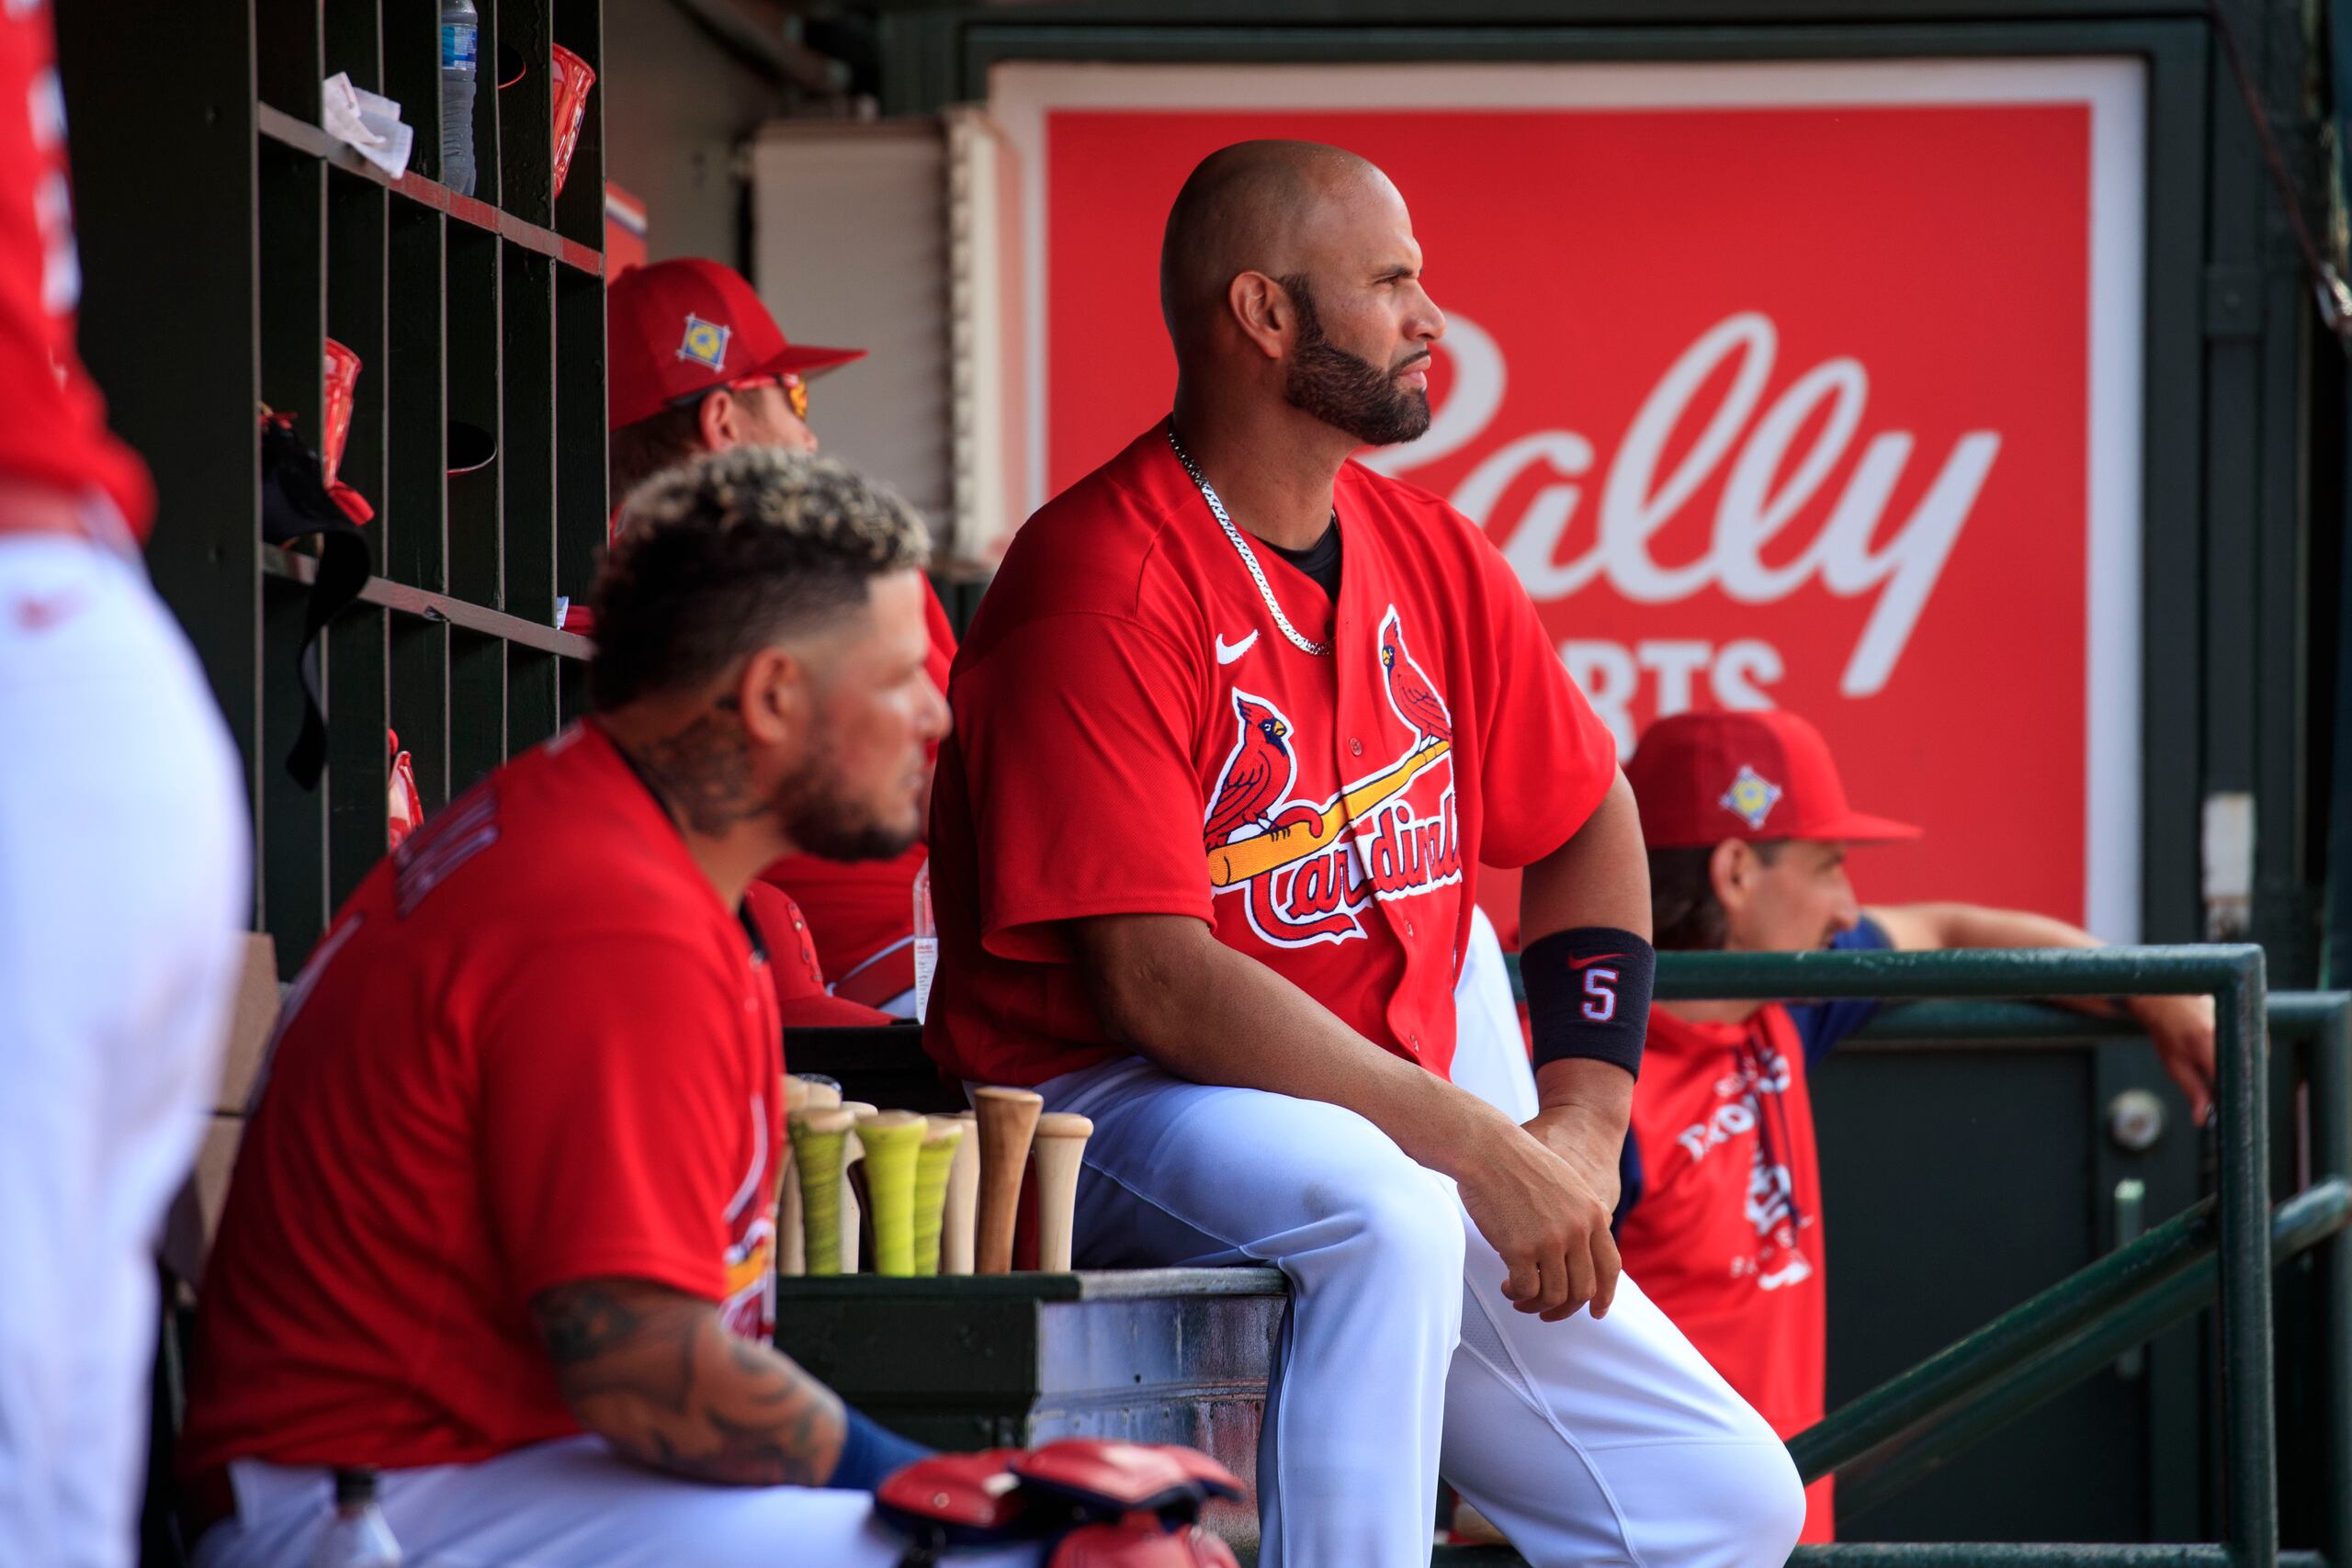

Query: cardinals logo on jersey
left=1204, top=694, right=1297, bottom=849
left=1201, top=609, right=1465, bottom=951
left=1379, top=607, right=1453, bottom=750
left=717, top=1091, right=781, bottom=1341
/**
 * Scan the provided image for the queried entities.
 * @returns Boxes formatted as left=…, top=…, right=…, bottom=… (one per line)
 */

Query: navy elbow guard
left=1521, top=926, right=1656, bottom=1079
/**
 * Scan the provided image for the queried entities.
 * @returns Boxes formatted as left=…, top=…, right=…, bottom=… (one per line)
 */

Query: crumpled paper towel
left=322, top=73, right=413, bottom=180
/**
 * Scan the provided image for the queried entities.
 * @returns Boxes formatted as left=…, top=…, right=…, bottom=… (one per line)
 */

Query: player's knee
left=1351, top=1173, right=1466, bottom=1284
left=1688, top=1436, right=1806, bottom=1567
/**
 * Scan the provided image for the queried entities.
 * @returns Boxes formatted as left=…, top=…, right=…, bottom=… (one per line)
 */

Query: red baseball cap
left=1624, top=707, right=1921, bottom=849
left=605, top=257, right=865, bottom=430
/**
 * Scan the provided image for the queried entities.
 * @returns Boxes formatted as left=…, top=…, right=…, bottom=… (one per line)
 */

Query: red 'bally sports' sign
left=989, top=62, right=2147, bottom=939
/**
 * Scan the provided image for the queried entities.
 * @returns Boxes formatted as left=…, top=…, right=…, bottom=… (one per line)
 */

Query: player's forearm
left=532, top=1277, right=846, bottom=1487
left=1075, top=912, right=1509, bottom=1178
left=1871, top=901, right=2099, bottom=954
left=1520, top=771, right=1651, bottom=947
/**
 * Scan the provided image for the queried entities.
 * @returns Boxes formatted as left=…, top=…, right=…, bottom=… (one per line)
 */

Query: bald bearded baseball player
left=924, top=141, right=1804, bottom=1568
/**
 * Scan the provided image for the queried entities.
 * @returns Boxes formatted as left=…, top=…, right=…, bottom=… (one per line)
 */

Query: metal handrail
left=1644, top=947, right=2281, bottom=1568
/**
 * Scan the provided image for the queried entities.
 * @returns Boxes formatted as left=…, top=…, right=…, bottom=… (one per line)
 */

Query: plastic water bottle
left=312, top=1469, right=401, bottom=1567
left=911, top=857, right=937, bottom=1022
left=438, top=0, right=479, bottom=197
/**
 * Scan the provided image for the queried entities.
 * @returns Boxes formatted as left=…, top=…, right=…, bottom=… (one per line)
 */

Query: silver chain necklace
left=1166, top=425, right=1333, bottom=658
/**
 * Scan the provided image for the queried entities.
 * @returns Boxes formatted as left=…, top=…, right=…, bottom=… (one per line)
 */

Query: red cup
left=322, top=338, right=361, bottom=484
left=550, top=45, right=595, bottom=200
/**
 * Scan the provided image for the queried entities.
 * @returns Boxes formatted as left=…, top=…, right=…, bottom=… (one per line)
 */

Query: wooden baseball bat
left=840, top=1101, right=877, bottom=1274
left=854, top=1111, right=927, bottom=1277
left=940, top=1111, right=980, bottom=1275
left=1031, top=1113, right=1093, bottom=1273
left=779, top=1077, right=831, bottom=1277
left=910, top=1119, right=965, bottom=1277
left=973, top=1088, right=1043, bottom=1274
left=787, top=1109, right=855, bottom=1277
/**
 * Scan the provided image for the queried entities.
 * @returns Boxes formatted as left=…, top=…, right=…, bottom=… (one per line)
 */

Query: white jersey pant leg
left=1037, top=1056, right=1464, bottom=1568
left=1447, top=904, right=1538, bottom=1123
left=190, top=1436, right=1046, bottom=1568
left=0, top=535, right=250, bottom=1568
left=1440, top=1200, right=1805, bottom=1568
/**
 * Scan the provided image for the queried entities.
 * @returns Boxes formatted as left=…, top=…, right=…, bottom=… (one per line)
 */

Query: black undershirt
left=1266, top=516, right=1343, bottom=604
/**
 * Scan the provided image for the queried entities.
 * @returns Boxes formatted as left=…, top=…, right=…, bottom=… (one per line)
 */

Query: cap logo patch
left=676, top=313, right=730, bottom=372
left=1721, top=764, right=1783, bottom=830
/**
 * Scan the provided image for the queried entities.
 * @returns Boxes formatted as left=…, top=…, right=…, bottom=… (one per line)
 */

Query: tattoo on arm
left=531, top=1279, right=846, bottom=1486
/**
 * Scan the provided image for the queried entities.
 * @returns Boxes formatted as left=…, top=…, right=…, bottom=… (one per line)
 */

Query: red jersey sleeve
left=477, top=934, right=752, bottom=1304
left=954, top=611, right=1212, bottom=961
left=1471, top=535, right=1618, bottom=867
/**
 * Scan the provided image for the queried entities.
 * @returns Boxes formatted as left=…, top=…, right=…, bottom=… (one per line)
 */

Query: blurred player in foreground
left=175, top=452, right=1051, bottom=1567
left=0, top=7, right=249, bottom=1566
left=1620, top=707, right=2212, bottom=1541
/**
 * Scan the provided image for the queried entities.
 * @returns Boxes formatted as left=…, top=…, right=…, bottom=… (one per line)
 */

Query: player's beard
left=769, top=725, right=922, bottom=863
left=1279, top=276, right=1433, bottom=448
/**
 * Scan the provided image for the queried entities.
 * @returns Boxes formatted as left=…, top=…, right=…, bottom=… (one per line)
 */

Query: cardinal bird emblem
left=1204, top=692, right=1298, bottom=848
left=1378, top=607, right=1453, bottom=750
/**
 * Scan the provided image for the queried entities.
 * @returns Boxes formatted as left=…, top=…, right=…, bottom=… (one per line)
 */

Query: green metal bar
left=1851, top=1002, right=2138, bottom=1043
left=2217, top=958, right=2275, bottom=1568
left=2278, top=995, right=2352, bottom=1568
left=1789, top=1198, right=2219, bottom=1479
left=1656, top=944, right=2259, bottom=1001
left=1833, top=1181, right=2350, bottom=1522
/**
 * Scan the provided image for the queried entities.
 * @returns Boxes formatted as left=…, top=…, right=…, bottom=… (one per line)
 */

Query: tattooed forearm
left=531, top=1278, right=846, bottom=1487
left=536, top=1282, right=647, bottom=1363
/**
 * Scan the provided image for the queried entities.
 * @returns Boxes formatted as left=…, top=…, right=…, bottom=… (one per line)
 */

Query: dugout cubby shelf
left=58, top=0, right=608, bottom=975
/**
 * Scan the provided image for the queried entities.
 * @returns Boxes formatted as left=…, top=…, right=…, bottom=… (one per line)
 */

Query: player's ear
left=696, top=388, right=739, bottom=453
left=1709, top=839, right=1755, bottom=917
left=1228, top=271, right=1292, bottom=362
left=733, top=644, right=809, bottom=749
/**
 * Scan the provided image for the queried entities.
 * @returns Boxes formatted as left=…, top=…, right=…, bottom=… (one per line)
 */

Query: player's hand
left=1454, top=1120, right=1622, bottom=1324
left=1521, top=1104, right=1624, bottom=1215
left=2126, top=993, right=2216, bottom=1124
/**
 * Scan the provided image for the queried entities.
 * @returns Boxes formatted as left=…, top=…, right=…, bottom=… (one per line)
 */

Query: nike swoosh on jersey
left=1215, top=630, right=1259, bottom=665
left=1566, top=953, right=1626, bottom=969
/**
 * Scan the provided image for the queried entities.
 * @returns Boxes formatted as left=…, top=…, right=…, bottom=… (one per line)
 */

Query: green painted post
left=2272, top=995, right=2352, bottom=1568
left=2216, top=958, right=2275, bottom=1568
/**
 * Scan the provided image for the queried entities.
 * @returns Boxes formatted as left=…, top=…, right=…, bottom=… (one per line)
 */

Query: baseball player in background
left=925, top=141, right=1804, bottom=1568
left=176, top=453, right=1049, bottom=1567
left=1607, top=706, right=2216, bottom=1541
left=606, top=257, right=957, bottom=1018
left=0, top=7, right=250, bottom=1567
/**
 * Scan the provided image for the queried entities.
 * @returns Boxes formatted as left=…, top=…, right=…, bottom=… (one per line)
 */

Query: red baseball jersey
left=759, top=579, right=958, bottom=1010
left=924, top=419, right=1615, bottom=1087
left=180, top=722, right=786, bottom=1476
left=0, top=4, right=153, bottom=535
left=1619, top=1004, right=1834, bottom=1540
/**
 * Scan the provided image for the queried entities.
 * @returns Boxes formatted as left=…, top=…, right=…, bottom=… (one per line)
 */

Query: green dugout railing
left=1616, top=946, right=2351, bottom=1568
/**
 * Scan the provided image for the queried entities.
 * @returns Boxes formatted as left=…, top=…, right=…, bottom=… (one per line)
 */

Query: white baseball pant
left=1036, top=907, right=1803, bottom=1568
left=191, top=1435, right=1047, bottom=1568
left=0, top=527, right=250, bottom=1568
